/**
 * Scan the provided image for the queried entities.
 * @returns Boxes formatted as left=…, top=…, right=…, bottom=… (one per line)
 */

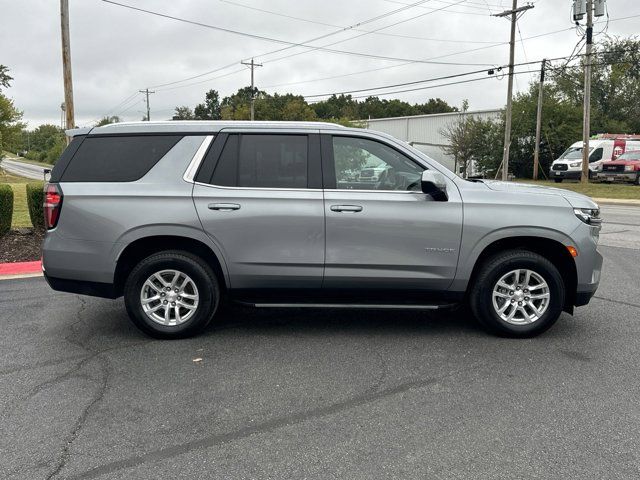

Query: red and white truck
left=549, top=134, right=640, bottom=182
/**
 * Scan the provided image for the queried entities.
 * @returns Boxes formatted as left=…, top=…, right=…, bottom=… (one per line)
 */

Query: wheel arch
left=465, top=236, right=577, bottom=311
left=114, top=235, right=229, bottom=297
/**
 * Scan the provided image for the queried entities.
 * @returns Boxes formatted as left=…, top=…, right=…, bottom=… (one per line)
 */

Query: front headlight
left=625, top=165, right=634, bottom=172
left=574, top=208, right=602, bottom=226
left=570, top=161, right=581, bottom=168
left=597, top=164, right=603, bottom=172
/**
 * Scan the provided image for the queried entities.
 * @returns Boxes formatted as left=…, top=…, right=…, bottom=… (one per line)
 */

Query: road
left=0, top=158, right=48, bottom=180
left=1, top=206, right=640, bottom=479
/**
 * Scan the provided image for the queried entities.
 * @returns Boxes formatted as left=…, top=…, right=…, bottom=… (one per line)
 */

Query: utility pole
left=493, top=1, right=534, bottom=181
left=241, top=58, right=262, bottom=121
left=60, top=0, right=75, bottom=140
left=139, top=88, right=155, bottom=121
left=533, top=59, right=546, bottom=180
left=581, top=0, right=594, bottom=184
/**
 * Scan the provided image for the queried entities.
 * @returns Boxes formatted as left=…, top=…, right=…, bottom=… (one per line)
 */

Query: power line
left=218, top=0, right=504, bottom=44
left=102, top=0, right=493, bottom=93
left=301, top=48, right=639, bottom=100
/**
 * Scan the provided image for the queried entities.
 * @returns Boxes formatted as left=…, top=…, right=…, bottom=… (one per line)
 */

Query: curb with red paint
left=0, top=260, right=43, bottom=279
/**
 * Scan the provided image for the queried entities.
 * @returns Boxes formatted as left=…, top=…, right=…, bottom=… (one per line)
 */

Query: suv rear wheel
left=469, top=250, right=565, bottom=337
left=124, top=250, right=220, bottom=339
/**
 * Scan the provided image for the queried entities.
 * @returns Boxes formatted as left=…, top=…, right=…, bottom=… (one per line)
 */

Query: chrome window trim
left=193, top=181, right=421, bottom=195
left=193, top=181, right=322, bottom=192
left=183, top=135, right=214, bottom=183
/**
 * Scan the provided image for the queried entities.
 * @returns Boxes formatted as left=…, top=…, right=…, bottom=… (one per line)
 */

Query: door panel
left=192, top=132, right=324, bottom=289
left=322, top=134, right=463, bottom=291
left=323, top=190, right=462, bottom=290
left=194, top=185, right=324, bottom=289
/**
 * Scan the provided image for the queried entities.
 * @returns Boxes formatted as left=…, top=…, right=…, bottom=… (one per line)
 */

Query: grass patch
left=1, top=150, right=19, bottom=159
left=517, top=179, right=640, bottom=200
left=0, top=168, right=31, bottom=184
left=7, top=183, right=31, bottom=228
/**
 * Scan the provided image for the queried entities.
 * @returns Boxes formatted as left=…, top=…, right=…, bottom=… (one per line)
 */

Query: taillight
left=44, top=183, right=63, bottom=229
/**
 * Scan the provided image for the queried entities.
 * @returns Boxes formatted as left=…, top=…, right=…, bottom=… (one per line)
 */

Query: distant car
left=596, top=151, right=640, bottom=185
left=358, top=165, right=387, bottom=182
left=550, top=136, right=640, bottom=182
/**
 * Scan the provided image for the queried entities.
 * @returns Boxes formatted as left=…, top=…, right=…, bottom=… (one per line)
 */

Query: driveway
left=1, top=206, right=639, bottom=479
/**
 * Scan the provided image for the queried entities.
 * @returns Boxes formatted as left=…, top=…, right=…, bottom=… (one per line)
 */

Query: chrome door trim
left=183, top=135, right=214, bottom=183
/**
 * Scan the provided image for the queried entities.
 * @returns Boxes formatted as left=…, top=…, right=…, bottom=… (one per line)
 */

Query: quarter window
left=331, top=136, right=424, bottom=191
left=60, top=135, right=182, bottom=182
left=211, top=134, right=308, bottom=188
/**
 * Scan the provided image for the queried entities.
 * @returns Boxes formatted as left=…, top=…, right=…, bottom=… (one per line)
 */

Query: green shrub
left=0, top=184, right=14, bottom=235
left=26, top=182, right=45, bottom=230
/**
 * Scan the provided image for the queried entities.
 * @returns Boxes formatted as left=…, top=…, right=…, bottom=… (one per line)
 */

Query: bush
left=26, top=182, right=45, bottom=230
left=0, top=184, right=14, bottom=235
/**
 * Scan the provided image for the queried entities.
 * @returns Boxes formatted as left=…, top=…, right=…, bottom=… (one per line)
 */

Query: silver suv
left=42, top=121, right=603, bottom=339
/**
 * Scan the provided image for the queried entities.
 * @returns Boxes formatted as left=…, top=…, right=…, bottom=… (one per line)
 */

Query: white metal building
left=362, top=109, right=502, bottom=173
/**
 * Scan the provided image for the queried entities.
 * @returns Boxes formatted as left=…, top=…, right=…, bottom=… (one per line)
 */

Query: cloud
left=1, top=0, right=637, bottom=127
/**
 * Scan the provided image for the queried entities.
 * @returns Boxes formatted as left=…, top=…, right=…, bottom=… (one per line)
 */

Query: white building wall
left=363, top=109, right=502, bottom=173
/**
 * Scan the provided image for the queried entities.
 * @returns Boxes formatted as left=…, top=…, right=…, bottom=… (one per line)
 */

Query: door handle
left=208, top=203, right=241, bottom=211
left=330, top=205, right=363, bottom=213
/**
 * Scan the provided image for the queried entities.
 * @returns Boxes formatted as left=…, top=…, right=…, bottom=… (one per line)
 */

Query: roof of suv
left=68, top=120, right=347, bottom=137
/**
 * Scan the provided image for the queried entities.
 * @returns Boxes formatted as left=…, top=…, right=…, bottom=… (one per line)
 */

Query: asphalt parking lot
left=1, top=205, right=640, bottom=479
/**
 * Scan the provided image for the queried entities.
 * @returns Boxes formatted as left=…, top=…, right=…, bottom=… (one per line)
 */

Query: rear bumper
left=44, top=273, right=118, bottom=299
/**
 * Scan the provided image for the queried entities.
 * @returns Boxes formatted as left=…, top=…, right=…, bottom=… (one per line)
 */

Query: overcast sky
left=1, top=0, right=638, bottom=128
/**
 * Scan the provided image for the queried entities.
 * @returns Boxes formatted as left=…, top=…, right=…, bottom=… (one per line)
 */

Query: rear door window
left=211, top=134, right=309, bottom=188
left=60, top=135, right=182, bottom=182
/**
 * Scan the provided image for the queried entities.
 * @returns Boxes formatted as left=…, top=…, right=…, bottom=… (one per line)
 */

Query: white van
left=549, top=136, right=640, bottom=182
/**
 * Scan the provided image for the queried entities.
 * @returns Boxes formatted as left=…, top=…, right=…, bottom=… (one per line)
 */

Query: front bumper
left=550, top=169, right=581, bottom=180
left=596, top=172, right=637, bottom=183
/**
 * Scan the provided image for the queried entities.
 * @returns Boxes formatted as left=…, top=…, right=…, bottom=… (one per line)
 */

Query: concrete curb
left=594, top=198, right=640, bottom=206
left=0, top=260, right=42, bottom=280
left=0, top=272, right=43, bottom=281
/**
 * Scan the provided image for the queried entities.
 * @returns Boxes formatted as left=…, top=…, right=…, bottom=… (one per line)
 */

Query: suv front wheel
left=124, top=250, right=220, bottom=339
left=469, top=250, right=565, bottom=337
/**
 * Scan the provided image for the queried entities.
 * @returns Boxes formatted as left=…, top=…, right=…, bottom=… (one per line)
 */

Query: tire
left=635, top=174, right=640, bottom=186
left=553, top=178, right=563, bottom=183
left=469, top=250, right=565, bottom=338
left=124, top=250, right=220, bottom=339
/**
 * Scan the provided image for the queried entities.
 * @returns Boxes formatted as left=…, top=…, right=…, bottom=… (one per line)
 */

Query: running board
left=246, top=303, right=456, bottom=310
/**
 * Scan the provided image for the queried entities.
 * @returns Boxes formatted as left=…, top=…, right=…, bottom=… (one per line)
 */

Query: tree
left=440, top=100, right=475, bottom=177
left=173, top=106, right=195, bottom=120
left=95, top=115, right=121, bottom=126
left=0, top=95, right=24, bottom=152
left=0, top=65, right=13, bottom=91
left=194, top=89, right=221, bottom=120
left=0, top=65, right=23, bottom=152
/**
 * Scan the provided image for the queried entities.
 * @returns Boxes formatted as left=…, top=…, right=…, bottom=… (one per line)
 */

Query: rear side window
left=211, top=134, right=308, bottom=188
left=60, top=135, right=182, bottom=182
left=49, top=135, right=85, bottom=182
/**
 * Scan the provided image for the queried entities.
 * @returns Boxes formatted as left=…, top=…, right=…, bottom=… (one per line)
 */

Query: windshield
left=559, top=147, right=592, bottom=160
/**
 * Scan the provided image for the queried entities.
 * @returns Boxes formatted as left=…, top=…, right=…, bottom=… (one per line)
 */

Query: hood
left=482, top=180, right=599, bottom=209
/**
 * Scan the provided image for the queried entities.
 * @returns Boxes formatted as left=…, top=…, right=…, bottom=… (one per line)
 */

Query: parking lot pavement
left=1, top=207, right=640, bottom=479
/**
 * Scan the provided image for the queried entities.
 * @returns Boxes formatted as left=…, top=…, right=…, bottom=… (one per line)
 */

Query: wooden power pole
left=241, top=58, right=262, bottom=121
left=60, top=0, right=75, bottom=137
left=493, top=1, right=534, bottom=181
left=533, top=59, right=546, bottom=180
left=139, top=88, right=155, bottom=121
left=581, top=0, right=594, bottom=184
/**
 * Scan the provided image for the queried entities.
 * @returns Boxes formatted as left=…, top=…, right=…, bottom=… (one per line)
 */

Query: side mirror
left=421, top=170, right=448, bottom=201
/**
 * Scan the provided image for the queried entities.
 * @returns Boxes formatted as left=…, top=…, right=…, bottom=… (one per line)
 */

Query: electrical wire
left=217, top=0, right=503, bottom=44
